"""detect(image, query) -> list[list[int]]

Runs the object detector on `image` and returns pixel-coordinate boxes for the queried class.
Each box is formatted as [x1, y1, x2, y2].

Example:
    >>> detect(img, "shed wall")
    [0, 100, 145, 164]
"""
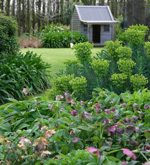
[100, 25, 112, 45]
[71, 9, 80, 32]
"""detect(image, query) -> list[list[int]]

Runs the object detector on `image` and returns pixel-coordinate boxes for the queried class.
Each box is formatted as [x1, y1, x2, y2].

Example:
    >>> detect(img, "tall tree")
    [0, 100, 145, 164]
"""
[12, 0, 16, 16]
[32, 0, 35, 34]
[22, 0, 26, 33]
[6, 0, 11, 16]
[17, 0, 21, 35]
[27, 0, 30, 34]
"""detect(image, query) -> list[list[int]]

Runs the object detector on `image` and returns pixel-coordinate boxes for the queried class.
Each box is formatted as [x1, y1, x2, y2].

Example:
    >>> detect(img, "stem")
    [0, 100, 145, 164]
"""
[140, 151, 149, 162]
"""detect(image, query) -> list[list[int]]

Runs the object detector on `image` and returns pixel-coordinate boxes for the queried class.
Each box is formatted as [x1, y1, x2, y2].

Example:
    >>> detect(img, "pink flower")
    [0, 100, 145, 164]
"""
[95, 103, 101, 113]
[105, 118, 110, 124]
[143, 162, 150, 165]
[71, 110, 78, 115]
[70, 99, 75, 104]
[41, 126, 48, 131]
[145, 145, 150, 151]
[104, 109, 111, 114]
[70, 130, 75, 135]
[18, 138, 31, 150]
[48, 104, 53, 110]
[111, 107, 116, 112]
[64, 92, 71, 103]
[56, 95, 64, 101]
[81, 101, 84, 106]
[107, 124, 119, 136]
[72, 137, 79, 143]
[23, 88, 29, 95]
[121, 162, 128, 165]
[125, 125, 135, 134]
[121, 148, 136, 160]
[87, 147, 101, 159]
[45, 129, 56, 138]
[41, 150, 51, 159]
[120, 103, 126, 108]
[81, 111, 92, 120]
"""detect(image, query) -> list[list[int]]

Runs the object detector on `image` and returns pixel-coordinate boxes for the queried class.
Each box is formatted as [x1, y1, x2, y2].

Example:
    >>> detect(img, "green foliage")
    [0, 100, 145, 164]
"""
[73, 42, 93, 63]
[41, 23, 88, 48]
[105, 41, 122, 59]
[110, 73, 128, 87]
[53, 74, 74, 92]
[129, 24, 149, 35]
[69, 76, 87, 99]
[130, 74, 148, 91]
[117, 59, 136, 76]
[116, 46, 132, 59]
[0, 51, 51, 104]
[91, 59, 110, 77]
[125, 29, 145, 47]
[1, 89, 150, 164]
[144, 42, 150, 57]
[0, 16, 19, 58]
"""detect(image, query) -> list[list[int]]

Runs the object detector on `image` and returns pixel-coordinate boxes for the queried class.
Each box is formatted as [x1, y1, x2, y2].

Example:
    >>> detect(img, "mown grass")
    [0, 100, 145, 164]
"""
[21, 48, 102, 77]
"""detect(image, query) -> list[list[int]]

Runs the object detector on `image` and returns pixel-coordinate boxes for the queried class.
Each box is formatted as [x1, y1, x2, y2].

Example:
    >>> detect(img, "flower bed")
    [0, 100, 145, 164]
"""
[0, 88, 150, 164]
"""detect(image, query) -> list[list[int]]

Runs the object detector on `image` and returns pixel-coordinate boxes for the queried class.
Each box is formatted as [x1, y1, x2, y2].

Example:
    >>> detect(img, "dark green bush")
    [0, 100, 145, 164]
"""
[41, 23, 88, 48]
[0, 51, 51, 104]
[0, 15, 19, 58]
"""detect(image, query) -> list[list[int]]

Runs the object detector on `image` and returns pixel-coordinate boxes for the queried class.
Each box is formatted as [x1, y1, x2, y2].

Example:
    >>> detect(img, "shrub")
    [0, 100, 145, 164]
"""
[117, 59, 136, 77]
[91, 59, 110, 77]
[129, 24, 149, 35]
[125, 29, 146, 47]
[0, 15, 19, 58]
[105, 41, 122, 59]
[73, 42, 93, 63]
[116, 46, 132, 59]
[144, 42, 150, 57]
[0, 51, 51, 104]
[110, 73, 128, 88]
[130, 74, 148, 91]
[53, 74, 74, 93]
[41, 23, 88, 48]
[69, 76, 87, 99]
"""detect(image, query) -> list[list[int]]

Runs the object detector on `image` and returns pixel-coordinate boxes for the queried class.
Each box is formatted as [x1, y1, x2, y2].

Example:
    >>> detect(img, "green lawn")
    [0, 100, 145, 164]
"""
[21, 48, 102, 77]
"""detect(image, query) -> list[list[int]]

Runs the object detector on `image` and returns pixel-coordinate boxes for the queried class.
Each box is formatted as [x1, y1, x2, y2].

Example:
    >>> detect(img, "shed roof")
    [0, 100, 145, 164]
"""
[75, 5, 118, 24]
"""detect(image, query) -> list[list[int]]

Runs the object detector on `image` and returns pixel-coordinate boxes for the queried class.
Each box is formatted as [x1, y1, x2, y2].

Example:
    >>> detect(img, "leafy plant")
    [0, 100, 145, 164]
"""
[0, 51, 51, 104]
[91, 59, 110, 77]
[116, 46, 132, 59]
[130, 74, 148, 91]
[69, 76, 87, 99]
[0, 15, 19, 58]
[105, 41, 122, 59]
[41, 23, 88, 48]
[73, 42, 93, 63]
[117, 59, 136, 77]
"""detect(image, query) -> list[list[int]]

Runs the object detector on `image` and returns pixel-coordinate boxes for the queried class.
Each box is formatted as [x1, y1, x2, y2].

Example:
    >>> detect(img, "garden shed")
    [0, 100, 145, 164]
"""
[71, 5, 119, 46]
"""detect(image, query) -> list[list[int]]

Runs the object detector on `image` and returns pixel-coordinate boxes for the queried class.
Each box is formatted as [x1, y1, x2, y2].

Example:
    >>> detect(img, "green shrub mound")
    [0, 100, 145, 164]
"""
[0, 51, 51, 104]
[0, 15, 19, 58]
[41, 23, 88, 48]
[49, 25, 150, 99]
[0, 89, 150, 164]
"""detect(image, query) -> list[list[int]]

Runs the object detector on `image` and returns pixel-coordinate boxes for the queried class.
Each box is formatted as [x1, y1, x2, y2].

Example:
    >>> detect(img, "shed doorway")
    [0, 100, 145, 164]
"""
[93, 25, 101, 43]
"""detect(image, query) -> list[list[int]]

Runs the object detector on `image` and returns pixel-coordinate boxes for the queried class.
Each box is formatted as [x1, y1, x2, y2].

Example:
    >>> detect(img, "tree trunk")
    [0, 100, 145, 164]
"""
[17, 0, 21, 35]
[37, 0, 41, 32]
[127, 0, 134, 26]
[22, 0, 26, 33]
[133, 0, 145, 25]
[12, 0, 16, 16]
[27, 0, 30, 34]
[6, 0, 11, 16]
[32, 0, 35, 34]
